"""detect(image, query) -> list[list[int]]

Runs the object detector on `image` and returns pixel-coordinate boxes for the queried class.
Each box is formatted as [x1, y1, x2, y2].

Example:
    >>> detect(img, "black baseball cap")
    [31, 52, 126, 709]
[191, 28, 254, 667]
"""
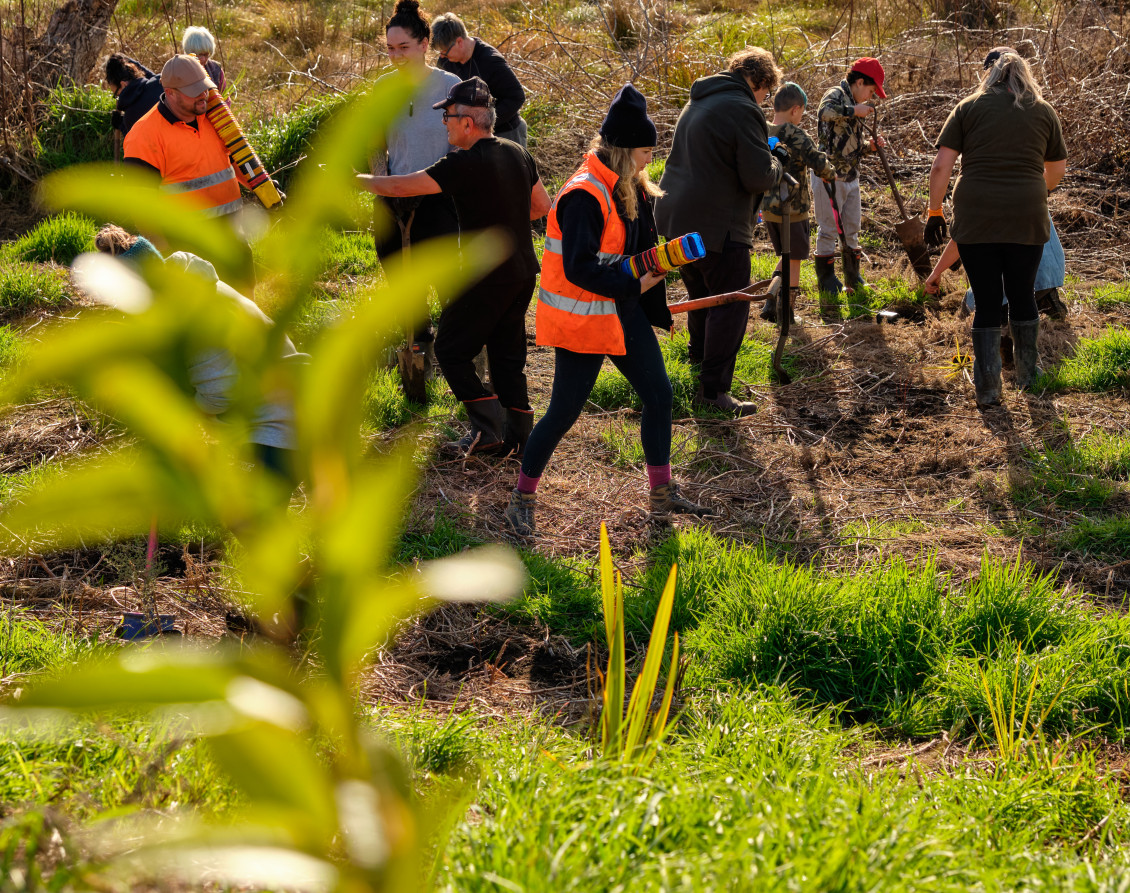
[982, 46, 1017, 68]
[432, 76, 494, 110]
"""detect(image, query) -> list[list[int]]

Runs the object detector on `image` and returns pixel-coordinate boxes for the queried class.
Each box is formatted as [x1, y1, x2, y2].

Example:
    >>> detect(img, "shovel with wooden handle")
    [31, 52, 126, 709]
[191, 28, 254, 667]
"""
[867, 116, 934, 281]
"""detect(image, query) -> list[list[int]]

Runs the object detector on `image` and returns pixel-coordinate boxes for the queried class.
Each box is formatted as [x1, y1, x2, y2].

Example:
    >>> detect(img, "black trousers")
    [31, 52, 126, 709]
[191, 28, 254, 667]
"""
[434, 276, 536, 410]
[521, 309, 673, 479]
[957, 242, 1043, 329]
[680, 241, 752, 397]
[375, 193, 460, 342]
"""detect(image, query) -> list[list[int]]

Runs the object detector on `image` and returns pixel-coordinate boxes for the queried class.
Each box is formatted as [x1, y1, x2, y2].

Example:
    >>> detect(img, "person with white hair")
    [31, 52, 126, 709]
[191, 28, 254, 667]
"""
[182, 25, 227, 94]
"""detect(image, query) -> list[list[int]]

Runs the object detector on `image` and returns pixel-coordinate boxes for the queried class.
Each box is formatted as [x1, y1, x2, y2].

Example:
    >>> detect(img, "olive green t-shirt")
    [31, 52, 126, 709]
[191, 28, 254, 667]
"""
[936, 89, 1066, 245]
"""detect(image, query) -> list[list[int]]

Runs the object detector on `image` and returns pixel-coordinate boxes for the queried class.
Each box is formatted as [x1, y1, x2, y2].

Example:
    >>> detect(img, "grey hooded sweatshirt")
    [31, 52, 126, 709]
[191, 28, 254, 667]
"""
[655, 71, 780, 252]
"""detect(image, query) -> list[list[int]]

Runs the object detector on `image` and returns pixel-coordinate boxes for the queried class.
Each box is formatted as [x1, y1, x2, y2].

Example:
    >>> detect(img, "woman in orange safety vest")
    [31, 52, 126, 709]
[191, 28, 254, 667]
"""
[503, 85, 712, 537]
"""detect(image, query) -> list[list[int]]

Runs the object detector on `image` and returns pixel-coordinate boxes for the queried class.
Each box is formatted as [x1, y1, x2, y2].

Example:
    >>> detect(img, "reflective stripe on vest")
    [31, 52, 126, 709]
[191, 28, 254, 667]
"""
[543, 235, 625, 266]
[124, 105, 243, 217]
[535, 152, 629, 356]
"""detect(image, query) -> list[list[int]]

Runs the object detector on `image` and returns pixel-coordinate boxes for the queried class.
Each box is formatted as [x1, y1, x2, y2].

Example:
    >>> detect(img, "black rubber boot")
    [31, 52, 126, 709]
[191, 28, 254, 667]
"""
[503, 407, 534, 458]
[1011, 319, 1042, 390]
[397, 342, 430, 404]
[446, 397, 506, 455]
[841, 247, 868, 291]
[971, 328, 1003, 408]
[814, 255, 842, 295]
[760, 275, 781, 322]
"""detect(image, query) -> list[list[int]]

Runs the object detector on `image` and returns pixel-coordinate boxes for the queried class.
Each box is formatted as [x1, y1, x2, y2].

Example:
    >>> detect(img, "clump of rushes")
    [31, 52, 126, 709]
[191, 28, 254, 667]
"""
[597, 522, 679, 768]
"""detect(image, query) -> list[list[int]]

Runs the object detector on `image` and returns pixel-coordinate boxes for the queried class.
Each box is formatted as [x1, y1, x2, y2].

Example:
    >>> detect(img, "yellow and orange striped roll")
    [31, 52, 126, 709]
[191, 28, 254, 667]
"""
[621, 232, 706, 278]
[204, 88, 283, 209]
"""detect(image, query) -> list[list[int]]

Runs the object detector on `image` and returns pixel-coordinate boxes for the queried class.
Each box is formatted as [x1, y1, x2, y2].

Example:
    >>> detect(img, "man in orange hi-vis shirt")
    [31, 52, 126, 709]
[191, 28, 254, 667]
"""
[124, 54, 250, 219]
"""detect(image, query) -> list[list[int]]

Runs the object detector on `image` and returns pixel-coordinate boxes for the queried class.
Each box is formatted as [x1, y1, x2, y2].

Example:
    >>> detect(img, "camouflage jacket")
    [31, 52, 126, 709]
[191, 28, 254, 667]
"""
[817, 80, 873, 181]
[761, 122, 837, 221]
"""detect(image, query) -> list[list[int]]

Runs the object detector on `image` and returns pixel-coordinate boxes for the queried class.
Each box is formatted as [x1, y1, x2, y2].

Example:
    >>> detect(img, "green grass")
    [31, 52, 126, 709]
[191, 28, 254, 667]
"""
[597, 418, 707, 469]
[361, 365, 458, 433]
[0, 263, 68, 315]
[1088, 282, 1130, 310]
[250, 93, 352, 189]
[1014, 440, 1125, 510]
[1059, 517, 1130, 560]
[0, 325, 23, 370]
[1037, 328, 1130, 392]
[3, 213, 97, 265]
[33, 85, 116, 173]
[431, 685, 1130, 892]
[320, 228, 378, 279]
[588, 329, 794, 416]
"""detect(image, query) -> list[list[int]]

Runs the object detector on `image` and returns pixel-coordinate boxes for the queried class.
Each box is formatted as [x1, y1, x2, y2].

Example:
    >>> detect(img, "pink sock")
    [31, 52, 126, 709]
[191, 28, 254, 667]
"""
[517, 471, 540, 494]
[646, 463, 672, 489]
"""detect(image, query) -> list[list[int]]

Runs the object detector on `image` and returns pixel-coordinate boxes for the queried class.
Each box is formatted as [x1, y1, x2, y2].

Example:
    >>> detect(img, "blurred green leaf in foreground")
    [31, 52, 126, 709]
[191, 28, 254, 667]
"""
[0, 68, 521, 892]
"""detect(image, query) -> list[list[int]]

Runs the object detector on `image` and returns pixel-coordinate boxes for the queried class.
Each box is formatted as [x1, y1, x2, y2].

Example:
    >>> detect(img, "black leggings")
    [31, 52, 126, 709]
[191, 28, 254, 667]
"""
[957, 242, 1042, 329]
[521, 310, 673, 478]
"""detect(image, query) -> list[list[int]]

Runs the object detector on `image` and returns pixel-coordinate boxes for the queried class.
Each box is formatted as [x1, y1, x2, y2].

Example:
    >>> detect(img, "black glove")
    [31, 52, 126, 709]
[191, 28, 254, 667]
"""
[924, 214, 948, 248]
[770, 140, 790, 169]
[111, 109, 124, 132]
[272, 179, 287, 205]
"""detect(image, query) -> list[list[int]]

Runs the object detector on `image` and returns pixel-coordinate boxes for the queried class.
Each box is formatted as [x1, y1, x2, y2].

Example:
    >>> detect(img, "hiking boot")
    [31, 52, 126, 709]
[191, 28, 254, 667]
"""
[503, 488, 536, 536]
[503, 407, 534, 458]
[1036, 287, 1068, 320]
[971, 327, 1002, 408]
[759, 275, 782, 322]
[693, 388, 757, 417]
[814, 255, 842, 295]
[649, 481, 713, 517]
[841, 247, 868, 292]
[1010, 319, 1042, 390]
[444, 397, 506, 456]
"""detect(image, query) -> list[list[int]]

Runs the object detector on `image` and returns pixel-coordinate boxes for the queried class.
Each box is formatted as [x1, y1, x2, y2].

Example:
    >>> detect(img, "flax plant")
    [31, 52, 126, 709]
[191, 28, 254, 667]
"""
[597, 523, 680, 768]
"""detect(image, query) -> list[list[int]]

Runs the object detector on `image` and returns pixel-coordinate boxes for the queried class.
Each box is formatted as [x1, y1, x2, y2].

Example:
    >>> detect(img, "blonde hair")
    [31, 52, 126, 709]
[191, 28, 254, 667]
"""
[590, 135, 663, 222]
[973, 52, 1042, 107]
[94, 224, 137, 255]
[182, 26, 217, 56]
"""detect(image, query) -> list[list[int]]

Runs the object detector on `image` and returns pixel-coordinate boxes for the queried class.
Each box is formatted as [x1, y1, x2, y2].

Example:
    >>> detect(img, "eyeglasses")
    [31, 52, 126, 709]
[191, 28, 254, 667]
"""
[442, 111, 470, 122]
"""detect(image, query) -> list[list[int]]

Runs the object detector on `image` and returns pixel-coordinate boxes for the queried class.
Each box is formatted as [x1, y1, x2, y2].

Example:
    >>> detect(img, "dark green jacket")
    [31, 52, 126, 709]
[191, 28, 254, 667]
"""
[655, 72, 780, 252]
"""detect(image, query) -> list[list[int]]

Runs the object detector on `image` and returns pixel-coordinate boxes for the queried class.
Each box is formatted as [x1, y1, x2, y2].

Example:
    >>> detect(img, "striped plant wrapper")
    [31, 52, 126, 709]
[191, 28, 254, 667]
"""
[621, 232, 706, 278]
[204, 89, 282, 209]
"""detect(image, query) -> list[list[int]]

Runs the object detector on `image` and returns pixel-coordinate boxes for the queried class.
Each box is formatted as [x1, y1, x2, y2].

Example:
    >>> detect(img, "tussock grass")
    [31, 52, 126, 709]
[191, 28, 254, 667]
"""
[0, 264, 68, 314]
[3, 213, 96, 265]
[597, 418, 707, 469]
[320, 229, 377, 279]
[1037, 328, 1130, 392]
[33, 85, 115, 173]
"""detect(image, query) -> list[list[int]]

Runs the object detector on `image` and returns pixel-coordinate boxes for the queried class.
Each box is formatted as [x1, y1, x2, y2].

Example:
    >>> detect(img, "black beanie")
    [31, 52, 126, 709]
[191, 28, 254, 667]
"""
[599, 84, 657, 148]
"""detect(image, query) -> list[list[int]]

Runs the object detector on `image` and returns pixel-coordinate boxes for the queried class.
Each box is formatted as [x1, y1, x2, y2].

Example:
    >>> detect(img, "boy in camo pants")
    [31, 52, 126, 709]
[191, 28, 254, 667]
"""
[813, 57, 888, 294]
[760, 82, 837, 323]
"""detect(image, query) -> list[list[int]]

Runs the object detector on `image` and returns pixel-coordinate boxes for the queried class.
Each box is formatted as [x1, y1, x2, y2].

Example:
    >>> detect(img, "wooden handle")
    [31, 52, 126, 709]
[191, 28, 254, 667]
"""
[868, 115, 912, 222]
